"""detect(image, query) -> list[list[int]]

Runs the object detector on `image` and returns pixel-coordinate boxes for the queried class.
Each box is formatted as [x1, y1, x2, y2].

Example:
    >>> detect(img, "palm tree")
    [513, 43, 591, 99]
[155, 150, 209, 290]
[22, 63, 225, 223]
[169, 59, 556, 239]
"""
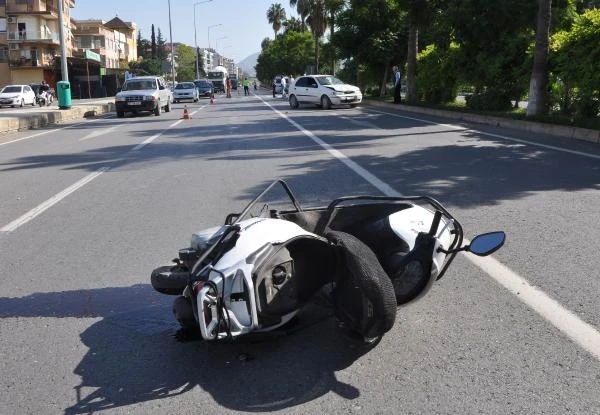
[290, 0, 327, 72]
[325, 0, 345, 74]
[526, 0, 552, 117]
[267, 3, 287, 38]
[290, 0, 311, 28]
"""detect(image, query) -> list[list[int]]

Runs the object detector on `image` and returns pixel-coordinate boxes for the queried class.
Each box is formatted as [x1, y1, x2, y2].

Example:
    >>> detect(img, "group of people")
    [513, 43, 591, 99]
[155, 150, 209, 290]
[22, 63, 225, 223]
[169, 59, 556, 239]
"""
[272, 75, 295, 99]
[225, 77, 256, 98]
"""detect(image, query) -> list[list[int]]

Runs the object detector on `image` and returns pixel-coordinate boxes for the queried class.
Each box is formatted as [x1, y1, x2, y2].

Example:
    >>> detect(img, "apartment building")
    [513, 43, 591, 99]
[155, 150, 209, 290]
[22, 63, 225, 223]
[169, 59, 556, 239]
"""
[0, 0, 76, 86]
[199, 48, 237, 76]
[73, 16, 137, 72]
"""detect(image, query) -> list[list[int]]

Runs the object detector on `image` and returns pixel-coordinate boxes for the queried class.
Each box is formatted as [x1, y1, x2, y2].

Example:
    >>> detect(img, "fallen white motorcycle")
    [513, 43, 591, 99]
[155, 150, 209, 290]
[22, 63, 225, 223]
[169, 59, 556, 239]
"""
[151, 180, 505, 344]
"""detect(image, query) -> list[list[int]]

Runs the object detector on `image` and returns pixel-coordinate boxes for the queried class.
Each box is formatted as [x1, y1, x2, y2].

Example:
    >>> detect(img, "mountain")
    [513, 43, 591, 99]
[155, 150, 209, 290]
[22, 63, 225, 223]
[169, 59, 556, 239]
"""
[237, 52, 259, 78]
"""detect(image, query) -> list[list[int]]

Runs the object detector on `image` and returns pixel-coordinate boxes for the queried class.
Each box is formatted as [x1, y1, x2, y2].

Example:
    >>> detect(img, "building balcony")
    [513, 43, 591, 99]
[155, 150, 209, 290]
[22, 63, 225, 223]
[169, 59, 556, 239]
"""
[6, 2, 59, 19]
[9, 58, 54, 69]
[8, 30, 60, 44]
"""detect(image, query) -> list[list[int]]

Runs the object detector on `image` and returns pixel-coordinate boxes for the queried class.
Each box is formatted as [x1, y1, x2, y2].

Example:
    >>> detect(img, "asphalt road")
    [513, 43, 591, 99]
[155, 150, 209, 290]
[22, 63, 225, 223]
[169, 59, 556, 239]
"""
[0, 90, 599, 414]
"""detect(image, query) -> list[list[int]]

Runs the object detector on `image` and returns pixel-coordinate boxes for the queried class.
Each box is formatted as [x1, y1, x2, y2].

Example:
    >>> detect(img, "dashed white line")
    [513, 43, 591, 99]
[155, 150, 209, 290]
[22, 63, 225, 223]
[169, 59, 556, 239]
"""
[1, 167, 110, 232]
[2, 116, 188, 232]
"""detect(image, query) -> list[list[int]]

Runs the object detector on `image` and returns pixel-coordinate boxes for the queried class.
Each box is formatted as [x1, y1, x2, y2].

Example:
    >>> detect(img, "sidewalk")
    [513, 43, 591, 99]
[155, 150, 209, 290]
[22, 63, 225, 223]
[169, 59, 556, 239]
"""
[0, 99, 115, 134]
[365, 99, 600, 144]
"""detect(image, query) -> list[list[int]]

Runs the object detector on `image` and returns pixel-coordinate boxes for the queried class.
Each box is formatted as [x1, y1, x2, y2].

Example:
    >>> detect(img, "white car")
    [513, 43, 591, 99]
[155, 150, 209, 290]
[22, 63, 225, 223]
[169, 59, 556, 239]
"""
[0, 84, 37, 108]
[173, 82, 199, 103]
[114, 76, 173, 117]
[288, 75, 362, 109]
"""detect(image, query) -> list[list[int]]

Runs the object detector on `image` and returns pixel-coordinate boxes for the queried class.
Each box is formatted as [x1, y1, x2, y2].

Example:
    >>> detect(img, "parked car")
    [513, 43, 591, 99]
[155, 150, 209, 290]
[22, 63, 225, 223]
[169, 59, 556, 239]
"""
[288, 75, 362, 110]
[0, 84, 36, 108]
[114, 76, 172, 117]
[173, 82, 199, 103]
[194, 79, 214, 98]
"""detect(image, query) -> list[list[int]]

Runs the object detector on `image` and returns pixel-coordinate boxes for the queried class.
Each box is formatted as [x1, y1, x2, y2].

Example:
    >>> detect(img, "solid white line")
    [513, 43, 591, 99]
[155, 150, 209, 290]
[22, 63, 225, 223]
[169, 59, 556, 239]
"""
[260, 96, 600, 361]
[1, 167, 110, 232]
[369, 109, 600, 160]
[469, 254, 600, 361]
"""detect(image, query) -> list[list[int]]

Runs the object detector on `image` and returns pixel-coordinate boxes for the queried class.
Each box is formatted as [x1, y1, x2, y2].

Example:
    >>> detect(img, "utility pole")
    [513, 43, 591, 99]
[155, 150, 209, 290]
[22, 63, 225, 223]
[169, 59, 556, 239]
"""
[168, 0, 175, 83]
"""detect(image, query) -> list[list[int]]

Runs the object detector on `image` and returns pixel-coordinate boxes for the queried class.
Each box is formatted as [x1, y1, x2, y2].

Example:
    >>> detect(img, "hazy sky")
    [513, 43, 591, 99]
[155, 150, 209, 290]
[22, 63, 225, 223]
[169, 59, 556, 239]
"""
[71, 0, 298, 63]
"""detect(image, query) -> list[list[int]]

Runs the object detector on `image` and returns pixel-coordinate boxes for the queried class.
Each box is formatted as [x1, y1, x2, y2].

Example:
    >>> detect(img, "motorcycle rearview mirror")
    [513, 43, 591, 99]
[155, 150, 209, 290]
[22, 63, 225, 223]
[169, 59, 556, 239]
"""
[438, 231, 505, 256]
[466, 231, 506, 256]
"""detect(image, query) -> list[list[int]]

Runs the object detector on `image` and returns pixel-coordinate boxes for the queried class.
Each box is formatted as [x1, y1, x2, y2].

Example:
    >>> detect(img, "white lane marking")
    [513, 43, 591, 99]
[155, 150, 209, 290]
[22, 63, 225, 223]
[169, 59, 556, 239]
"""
[0, 117, 110, 148]
[2, 117, 185, 232]
[131, 119, 183, 151]
[260, 96, 600, 361]
[79, 125, 119, 141]
[469, 254, 600, 361]
[1, 167, 110, 232]
[369, 109, 600, 160]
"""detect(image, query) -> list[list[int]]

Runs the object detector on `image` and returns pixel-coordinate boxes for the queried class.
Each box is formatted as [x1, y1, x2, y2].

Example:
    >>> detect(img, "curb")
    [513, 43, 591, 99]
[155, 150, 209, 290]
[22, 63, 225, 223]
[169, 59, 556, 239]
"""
[0, 102, 116, 134]
[365, 100, 600, 144]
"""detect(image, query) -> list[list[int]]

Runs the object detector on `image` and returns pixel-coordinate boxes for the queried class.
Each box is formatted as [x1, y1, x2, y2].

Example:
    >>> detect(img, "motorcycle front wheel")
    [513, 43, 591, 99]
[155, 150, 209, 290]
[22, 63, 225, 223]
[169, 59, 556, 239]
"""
[151, 265, 190, 295]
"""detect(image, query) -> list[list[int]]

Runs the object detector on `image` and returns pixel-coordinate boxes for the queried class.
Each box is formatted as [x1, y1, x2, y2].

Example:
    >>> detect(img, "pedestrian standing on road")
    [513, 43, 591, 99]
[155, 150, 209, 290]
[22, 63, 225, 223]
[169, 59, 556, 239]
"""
[393, 66, 402, 104]
[272, 79, 276, 97]
[281, 77, 288, 99]
[226, 77, 232, 98]
[243, 78, 250, 96]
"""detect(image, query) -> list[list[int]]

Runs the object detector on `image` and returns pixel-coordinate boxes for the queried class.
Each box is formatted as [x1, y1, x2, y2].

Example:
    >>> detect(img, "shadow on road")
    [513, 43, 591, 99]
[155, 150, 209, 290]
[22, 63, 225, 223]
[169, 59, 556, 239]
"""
[0, 284, 371, 413]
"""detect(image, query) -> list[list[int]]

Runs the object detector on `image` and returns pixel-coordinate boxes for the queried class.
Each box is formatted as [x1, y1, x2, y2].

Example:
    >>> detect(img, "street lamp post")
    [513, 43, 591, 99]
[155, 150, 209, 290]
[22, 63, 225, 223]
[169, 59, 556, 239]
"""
[207, 23, 222, 50]
[207, 23, 222, 70]
[194, 0, 213, 80]
[168, 0, 175, 83]
[215, 36, 227, 54]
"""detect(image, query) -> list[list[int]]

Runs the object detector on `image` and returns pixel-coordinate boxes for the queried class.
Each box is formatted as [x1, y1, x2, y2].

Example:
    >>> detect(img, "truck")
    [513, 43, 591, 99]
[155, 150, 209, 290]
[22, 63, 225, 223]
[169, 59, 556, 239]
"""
[206, 65, 228, 93]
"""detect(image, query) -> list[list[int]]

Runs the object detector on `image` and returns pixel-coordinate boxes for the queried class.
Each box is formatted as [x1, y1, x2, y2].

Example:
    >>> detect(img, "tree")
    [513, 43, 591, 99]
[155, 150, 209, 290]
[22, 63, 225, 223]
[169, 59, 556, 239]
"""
[175, 44, 197, 82]
[256, 30, 315, 82]
[283, 16, 307, 33]
[267, 3, 287, 38]
[129, 59, 162, 76]
[324, 0, 345, 74]
[156, 28, 167, 61]
[334, 0, 406, 90]
[527, 0, 552, 117]
[151, 24, 157, 59]
[136, 30, 143, 59]
[551, 8, 600, 117]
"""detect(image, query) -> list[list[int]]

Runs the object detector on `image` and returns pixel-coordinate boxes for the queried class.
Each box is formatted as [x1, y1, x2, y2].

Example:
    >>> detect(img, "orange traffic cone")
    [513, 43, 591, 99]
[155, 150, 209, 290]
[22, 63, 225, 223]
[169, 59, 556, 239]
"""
[210, 93, 215, 104]
[182, 105, 190, 120]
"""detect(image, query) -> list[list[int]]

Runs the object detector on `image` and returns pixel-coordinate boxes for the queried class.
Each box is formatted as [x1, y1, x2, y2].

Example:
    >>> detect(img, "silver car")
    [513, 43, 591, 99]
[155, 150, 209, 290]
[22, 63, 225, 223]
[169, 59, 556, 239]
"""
[173, 82, 199, 103]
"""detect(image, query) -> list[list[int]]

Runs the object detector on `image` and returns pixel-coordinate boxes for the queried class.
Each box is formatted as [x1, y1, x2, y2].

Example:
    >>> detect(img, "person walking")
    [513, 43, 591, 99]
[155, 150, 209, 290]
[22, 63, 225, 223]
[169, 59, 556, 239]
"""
[243, 77, 250, 96]
[393, 66, 402, 104]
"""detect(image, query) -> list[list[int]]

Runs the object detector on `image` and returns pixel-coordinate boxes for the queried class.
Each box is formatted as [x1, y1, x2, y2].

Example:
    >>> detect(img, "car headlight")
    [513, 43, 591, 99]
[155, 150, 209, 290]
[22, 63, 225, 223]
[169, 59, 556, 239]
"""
[115, 95, 126, 102]
[144, 95, 157, 101]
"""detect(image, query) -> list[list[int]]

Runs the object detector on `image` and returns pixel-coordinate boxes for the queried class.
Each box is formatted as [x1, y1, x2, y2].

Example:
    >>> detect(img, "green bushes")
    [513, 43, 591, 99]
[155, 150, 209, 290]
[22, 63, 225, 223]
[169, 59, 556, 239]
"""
[551, 9, 600, 118]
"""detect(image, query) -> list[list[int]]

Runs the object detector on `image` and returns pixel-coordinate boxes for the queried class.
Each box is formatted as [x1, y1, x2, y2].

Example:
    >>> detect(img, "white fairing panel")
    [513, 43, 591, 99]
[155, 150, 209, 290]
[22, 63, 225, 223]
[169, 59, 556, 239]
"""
[197, 218, 317, 340]
[215, 218, 315, 269]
